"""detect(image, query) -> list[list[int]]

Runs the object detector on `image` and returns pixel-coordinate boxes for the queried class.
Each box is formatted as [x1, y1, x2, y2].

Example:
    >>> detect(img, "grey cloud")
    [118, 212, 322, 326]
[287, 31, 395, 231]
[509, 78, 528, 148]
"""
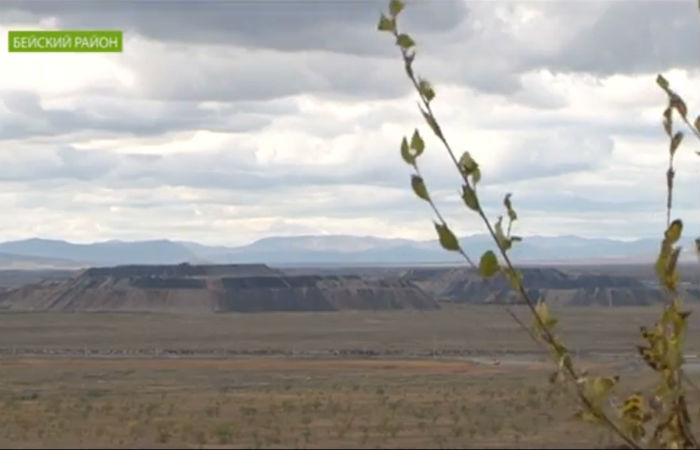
[1, 0, 467, 56]
[4, 1, 694, 106]
[2, 91, 43, 116]
[122, 43, 411, 102]
[546, 1, 700, 76]
[476, 110, 662, 141]
[492, 131, 614, 182]
[415, 127, 616, 189]
[0, 90, 287, 140]
[421, 1, 697, 100]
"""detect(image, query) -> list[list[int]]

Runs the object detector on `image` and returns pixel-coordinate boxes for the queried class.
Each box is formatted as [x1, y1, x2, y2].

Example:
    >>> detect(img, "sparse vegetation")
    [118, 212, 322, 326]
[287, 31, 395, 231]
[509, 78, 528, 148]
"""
[0, 306, 696, 447]
[0, 357, 694, 448]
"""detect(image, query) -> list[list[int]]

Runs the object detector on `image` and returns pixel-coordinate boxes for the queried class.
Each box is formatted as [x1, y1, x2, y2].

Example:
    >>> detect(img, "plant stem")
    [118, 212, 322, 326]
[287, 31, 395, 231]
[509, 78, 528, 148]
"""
[414, 164, 477, 269]
[391, 26, 640, 449]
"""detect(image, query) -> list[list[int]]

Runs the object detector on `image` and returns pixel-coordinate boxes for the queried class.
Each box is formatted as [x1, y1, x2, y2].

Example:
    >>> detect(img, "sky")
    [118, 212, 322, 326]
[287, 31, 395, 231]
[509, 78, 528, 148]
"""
[0, 0, 698, 246]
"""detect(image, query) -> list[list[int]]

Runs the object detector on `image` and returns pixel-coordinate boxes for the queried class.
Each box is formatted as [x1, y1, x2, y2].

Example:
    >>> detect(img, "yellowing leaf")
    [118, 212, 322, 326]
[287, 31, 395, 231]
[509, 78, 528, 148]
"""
[589, 376, 618, 400]
[575, 409, 601, 424]
[535, 301, 558, 329]
[503, 267, 522, 290]
[666, 219, 683, 244]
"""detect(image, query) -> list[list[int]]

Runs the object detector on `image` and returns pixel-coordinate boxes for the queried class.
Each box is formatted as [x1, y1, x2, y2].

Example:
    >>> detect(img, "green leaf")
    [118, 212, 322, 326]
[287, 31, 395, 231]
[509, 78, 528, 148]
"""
[662, 107, 672, 137]
[458, 152, 478, 173]
[434, 223, 460, 252]
[478, 250, 499, 277]
[404, 51, 415, 78]
[418, 78, 435, 102]
[377, 14, 395, 32]
[504, 193, 517, 222]
[471, 167, 481, 185]
[458, 151, 481, 185]
[419, 106, 442, 138]
[656, 74, 669, 91]
[461, 185, 479, 211]
[671, 94, 687, 118]
[400, 137, 414, 165]
[670, 131, 683, 156]
[411, 175, 430, 202]
[389, 0, 404, 17]
[396, 33, 415, 49]
[410, 129, 424, 155]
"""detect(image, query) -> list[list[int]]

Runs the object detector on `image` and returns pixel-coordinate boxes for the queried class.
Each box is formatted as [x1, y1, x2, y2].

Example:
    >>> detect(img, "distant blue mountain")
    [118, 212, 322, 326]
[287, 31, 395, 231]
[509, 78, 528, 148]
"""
[0, 234, 693, 268]
[0, 238, 197, 267]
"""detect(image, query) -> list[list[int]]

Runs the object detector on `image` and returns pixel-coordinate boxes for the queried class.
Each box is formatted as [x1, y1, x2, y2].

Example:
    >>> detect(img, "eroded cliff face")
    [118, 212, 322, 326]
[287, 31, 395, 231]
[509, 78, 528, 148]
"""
[403, 267, 699, 306]
[0, 264, 439, 313]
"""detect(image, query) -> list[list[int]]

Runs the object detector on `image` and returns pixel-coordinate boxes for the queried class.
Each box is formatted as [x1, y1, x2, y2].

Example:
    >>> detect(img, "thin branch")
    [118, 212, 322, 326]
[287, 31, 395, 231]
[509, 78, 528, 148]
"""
[413, 164, 477, 270]
[680, 115, 700, 141]
[389, 22, 641, 450]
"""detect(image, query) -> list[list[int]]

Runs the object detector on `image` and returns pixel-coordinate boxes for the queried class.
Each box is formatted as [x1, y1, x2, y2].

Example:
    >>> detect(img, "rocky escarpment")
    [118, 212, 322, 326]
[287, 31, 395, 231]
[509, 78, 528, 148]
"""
[402, 267, 699, 306]
[0, 263, 438, 313]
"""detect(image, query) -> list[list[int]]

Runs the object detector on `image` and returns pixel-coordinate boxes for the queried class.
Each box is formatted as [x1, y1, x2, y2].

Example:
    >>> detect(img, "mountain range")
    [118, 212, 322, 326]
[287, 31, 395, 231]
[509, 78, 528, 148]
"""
[0, 234, 696, 269]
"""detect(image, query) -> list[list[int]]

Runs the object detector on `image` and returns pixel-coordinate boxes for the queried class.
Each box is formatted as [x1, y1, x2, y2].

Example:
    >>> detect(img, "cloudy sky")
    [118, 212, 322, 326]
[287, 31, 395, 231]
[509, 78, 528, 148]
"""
[0, 0, 698, 246]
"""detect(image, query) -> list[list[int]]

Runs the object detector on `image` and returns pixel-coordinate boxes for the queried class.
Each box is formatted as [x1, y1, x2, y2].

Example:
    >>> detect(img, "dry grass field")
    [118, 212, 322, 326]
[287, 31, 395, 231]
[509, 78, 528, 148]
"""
[0, 304, 697, 357]
[0, 305, 698, 448]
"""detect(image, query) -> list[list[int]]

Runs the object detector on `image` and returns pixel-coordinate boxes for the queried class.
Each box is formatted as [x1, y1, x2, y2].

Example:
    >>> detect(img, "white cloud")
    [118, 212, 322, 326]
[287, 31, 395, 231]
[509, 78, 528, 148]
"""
[0, 0, 697, 245]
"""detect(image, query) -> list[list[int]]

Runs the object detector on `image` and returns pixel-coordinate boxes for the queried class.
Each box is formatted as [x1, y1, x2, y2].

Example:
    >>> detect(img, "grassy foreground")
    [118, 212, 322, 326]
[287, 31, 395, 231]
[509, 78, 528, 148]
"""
[0, 305, 697, 448]
[2, 357, 698, 449]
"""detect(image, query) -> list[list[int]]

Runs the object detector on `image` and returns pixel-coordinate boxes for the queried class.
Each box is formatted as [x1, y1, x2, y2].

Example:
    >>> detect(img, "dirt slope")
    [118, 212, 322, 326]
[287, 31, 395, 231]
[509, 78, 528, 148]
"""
[403, 267, 698, 306]
[0, 263, 438, 313]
